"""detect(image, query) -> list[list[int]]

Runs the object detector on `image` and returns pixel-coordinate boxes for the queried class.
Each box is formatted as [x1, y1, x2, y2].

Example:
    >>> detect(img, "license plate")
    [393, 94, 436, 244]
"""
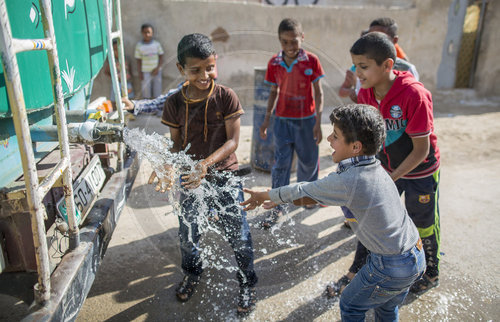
[56, 155, 106, 225]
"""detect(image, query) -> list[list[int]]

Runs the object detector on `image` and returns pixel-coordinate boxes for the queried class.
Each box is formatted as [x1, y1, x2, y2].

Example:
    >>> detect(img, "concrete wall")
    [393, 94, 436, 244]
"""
[94, 0, 496, 108]
[474, 0, 500, 96]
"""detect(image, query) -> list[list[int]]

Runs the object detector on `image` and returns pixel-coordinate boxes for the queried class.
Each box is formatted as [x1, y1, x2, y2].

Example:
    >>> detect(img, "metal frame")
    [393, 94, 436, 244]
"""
[0, 0, 76, 304]
[103, 0, 126, 171]
[0, 0, 126, 305]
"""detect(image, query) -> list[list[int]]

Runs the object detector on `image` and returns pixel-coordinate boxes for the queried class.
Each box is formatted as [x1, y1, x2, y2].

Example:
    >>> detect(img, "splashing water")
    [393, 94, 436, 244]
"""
[123, 128, 245, 275]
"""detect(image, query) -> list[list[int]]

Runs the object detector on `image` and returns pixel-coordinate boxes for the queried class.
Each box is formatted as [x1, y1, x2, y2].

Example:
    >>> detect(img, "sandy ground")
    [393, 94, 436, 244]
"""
[77, 90, 500, 321]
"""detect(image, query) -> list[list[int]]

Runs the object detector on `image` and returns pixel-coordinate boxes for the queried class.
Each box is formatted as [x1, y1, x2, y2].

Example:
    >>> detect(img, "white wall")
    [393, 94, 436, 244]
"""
[93, 0, 461, 107]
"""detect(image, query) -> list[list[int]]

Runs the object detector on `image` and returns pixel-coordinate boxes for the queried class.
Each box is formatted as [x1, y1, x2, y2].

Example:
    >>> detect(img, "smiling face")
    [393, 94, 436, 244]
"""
[279, 30, 304, 61]
[177, 55, 217, 94]
[327, 124, 360, 163]
[351, 53, 391, 90]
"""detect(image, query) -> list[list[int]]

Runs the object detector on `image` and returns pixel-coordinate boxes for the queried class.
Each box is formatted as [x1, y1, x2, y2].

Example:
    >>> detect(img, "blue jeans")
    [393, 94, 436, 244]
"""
[178, 177, 257, 287]
[340, 244, 425, 321]
[271, 116, 319, 189]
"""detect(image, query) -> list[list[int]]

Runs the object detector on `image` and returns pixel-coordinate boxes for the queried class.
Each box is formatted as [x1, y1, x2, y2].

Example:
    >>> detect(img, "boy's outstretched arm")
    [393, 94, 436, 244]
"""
[260, 85, 278, 140]
[241, 188, 271, 211]
[293, 197, 317, 206]
[181, 116, 241, 189]
[241, 190, 316, 210]
[313, 79, 324, 145]
[390, 136, 430, 181]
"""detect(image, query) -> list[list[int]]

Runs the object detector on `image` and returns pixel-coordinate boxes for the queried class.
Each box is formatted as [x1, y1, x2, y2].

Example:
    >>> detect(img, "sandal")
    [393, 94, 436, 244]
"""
[409, 274, 439, 294]
[176, 275, 200, 302]
[237, 285, 256, 316]
[259, 210, 281, 229]
[325, 275, 351, 298]
[343, 220, 351, 229]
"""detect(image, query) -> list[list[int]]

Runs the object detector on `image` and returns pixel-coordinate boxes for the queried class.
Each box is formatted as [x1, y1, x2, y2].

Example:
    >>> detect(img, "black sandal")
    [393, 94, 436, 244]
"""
[176, 275, 200, 302]
[409, 274, 439, 294]
[325, 275, 351, 298]
[259, 210, 281, 229]
[237, 285, 256, 316]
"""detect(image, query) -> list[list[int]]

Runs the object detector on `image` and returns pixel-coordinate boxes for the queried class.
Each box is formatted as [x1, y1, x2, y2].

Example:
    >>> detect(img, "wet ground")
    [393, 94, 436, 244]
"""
[77, 91, 500, 321]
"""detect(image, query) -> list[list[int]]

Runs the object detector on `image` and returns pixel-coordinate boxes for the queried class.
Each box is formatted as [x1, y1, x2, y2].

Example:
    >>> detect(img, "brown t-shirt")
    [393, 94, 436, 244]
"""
[162, 83, 244, 171]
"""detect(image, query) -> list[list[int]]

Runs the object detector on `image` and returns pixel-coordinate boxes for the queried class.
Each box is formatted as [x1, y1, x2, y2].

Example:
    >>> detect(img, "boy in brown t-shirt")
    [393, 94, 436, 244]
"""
[142, 33, 258, 315]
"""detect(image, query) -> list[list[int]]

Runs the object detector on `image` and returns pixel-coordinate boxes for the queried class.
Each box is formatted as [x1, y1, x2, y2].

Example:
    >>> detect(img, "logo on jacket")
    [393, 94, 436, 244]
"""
[390, 105, 403, 119]
[304, 68, 313, 76]
[418, 194, 431, 204]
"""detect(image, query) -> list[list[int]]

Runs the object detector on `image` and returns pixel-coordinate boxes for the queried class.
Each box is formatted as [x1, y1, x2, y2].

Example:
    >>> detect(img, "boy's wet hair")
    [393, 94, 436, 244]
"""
[278, 18, 302, 35]
[370, 17, 398, 39]
[350, 32, 396, 65]
[141, 23, 153, 32]
[177, 33, 216, 67]
[329, 104, 386, 156]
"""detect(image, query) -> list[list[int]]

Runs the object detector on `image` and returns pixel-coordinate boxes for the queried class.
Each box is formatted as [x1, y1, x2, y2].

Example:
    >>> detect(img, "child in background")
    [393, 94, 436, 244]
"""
[370, 17, 410, 61]
[242, 104, 425, 321]
[332, 32, 441, 296]
[135, 23, 164, 98]
[338, 29, 368, 102]
[146, 33, 258, 315]
[259, 18, 325, 228]
[339, 17, 418, 103]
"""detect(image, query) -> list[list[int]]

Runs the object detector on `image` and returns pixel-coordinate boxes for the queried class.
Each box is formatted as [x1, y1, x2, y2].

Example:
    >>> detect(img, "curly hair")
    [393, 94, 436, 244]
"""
[329, 104, 386, 155]
[177, 33, 216, 67]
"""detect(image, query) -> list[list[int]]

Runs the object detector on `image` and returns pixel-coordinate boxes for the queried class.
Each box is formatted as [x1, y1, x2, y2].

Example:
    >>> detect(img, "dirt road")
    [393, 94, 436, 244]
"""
[78, 90, 500, 321]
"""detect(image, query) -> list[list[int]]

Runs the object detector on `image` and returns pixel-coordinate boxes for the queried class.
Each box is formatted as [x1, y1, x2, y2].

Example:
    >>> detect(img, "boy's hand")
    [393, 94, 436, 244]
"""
[148, 166, 175, 192]
[313, 122, 322, 145]
[259, 119, 270, 140]
[345, 69, 356, 88]
[152, 67, 159, 76]
[181, 162, 208, 190]
[122, 97, 134, 111]
[241, 188, 271, 211]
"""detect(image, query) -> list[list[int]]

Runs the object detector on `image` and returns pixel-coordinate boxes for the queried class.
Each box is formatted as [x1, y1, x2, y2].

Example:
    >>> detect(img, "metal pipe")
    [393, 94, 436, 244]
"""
[56, 109, 99, 123]
[110, 31, 121, 40]
[0, 0, 52, 304]
[30, 123, 123, 144]
[39, 0, 79, 250]
[12, 38, 53, 53]
[103, 0, 125, 171]
[38, 158, 70, 200]
[115, 0, 126, 172]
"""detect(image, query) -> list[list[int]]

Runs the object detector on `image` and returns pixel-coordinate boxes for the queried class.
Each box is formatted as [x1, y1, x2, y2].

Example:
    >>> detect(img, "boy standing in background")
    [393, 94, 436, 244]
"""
[135, 23, 164, 98]
[259, 18, 325, 227]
